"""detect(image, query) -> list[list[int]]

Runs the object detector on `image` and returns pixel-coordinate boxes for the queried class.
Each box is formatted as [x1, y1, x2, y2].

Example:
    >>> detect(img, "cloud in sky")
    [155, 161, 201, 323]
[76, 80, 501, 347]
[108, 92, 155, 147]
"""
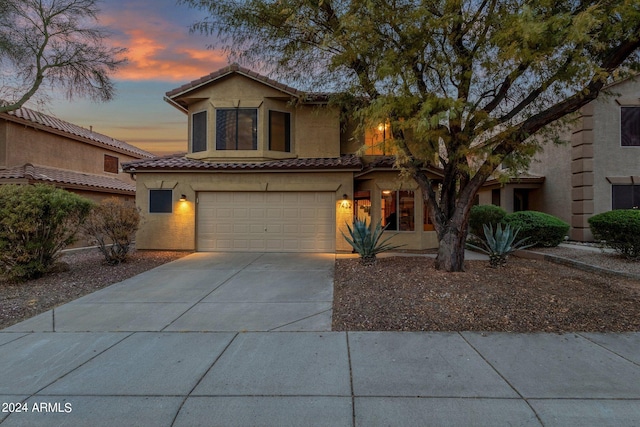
[100, 0, 227, 82]
[38, 0, 233, 155]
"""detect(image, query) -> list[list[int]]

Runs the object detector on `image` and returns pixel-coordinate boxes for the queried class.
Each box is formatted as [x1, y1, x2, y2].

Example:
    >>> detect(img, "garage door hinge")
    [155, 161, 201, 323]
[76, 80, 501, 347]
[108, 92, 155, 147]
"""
[196, 197, 199, 204]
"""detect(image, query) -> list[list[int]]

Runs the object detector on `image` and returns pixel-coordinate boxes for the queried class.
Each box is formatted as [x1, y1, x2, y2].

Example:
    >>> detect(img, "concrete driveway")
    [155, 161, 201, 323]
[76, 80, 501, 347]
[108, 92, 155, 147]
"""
[5, 252, 335, 333]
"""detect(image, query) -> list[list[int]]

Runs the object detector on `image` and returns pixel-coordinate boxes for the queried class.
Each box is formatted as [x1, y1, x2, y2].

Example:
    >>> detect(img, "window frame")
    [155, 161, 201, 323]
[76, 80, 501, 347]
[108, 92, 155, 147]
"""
[215, 108, 258, 150]
[191, 110, 208, 153]
[381, 189, 415, 232]
[149, 189, 173, 213]
[621, 106, 640, 147]
[612, 184, 640, 209]
[103, 154, 119, 174]
[268, 110, 291, 152]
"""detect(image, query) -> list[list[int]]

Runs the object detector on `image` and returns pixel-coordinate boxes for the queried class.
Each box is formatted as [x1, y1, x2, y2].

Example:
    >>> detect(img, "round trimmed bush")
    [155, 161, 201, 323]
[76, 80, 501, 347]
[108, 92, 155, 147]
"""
[502, 211, 569, 247]
[589, 209, 640, 259]
[0, 184, 92, 280]
[469, 204, 507, 239]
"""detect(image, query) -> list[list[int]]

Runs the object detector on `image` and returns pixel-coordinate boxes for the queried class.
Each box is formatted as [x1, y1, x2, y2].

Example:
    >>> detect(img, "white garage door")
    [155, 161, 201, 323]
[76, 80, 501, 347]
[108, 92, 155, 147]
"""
[197, 192, 336, 252]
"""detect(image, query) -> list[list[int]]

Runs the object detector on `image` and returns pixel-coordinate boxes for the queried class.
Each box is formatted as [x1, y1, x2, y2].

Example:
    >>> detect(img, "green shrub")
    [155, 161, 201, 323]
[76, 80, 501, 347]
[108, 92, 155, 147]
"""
[589, 209, 640, 259]
[0, 184, 92, 280]
[466, 223, 534, 267]
[502, 211, 569, 247]
[469, 204, 507, 240]
[83, 198, 141, 265]
[342, 218, 404, 264]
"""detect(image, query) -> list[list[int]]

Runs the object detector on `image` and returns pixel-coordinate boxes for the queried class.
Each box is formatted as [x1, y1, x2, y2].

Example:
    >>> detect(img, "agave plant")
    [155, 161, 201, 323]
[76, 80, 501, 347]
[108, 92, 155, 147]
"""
[342, 218, 404, 264]
[467, 223, 534, 268]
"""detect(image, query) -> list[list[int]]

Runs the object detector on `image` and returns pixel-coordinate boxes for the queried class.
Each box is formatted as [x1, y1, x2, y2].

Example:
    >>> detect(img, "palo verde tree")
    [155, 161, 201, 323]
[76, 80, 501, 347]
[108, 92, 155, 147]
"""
[181, 0, 640, 271]
[0, 0, 126, 113]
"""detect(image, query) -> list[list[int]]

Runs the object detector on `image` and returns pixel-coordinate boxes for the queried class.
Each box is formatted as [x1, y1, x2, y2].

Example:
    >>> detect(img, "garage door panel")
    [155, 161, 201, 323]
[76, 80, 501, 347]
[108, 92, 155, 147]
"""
[197, 191, 335, 252]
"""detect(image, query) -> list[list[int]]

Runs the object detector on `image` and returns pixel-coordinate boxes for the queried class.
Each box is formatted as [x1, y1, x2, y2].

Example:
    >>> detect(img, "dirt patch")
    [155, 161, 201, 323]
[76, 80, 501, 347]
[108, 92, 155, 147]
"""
[332, 256, 640, 332]
[0, 250, 189, 330]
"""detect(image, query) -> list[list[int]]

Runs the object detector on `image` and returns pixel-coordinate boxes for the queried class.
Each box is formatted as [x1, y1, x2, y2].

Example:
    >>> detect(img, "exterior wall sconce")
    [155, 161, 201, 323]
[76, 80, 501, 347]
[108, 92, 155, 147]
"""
[341, 194, 352, 209]
[179, 194, 187, 202]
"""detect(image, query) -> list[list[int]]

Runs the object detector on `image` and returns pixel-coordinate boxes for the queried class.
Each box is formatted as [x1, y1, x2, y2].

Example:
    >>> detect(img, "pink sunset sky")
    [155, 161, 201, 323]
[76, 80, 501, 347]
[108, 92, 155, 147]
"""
[44, 0, 228, 156]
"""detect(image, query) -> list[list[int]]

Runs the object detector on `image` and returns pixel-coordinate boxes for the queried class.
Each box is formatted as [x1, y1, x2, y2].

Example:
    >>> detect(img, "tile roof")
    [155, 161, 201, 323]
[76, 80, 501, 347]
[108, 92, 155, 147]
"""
[0, 164, 136, 194]
[165, 63, 330, 106]
[2, 107, 155, 159]
[123, 153, 363, 172]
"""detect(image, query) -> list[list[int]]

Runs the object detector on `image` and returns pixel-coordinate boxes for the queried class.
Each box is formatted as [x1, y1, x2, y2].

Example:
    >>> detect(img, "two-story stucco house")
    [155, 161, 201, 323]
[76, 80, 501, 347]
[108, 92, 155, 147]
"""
[477, 76, 640, 241]
[124, 64, 442, 253]
[0, 106, 155, 202]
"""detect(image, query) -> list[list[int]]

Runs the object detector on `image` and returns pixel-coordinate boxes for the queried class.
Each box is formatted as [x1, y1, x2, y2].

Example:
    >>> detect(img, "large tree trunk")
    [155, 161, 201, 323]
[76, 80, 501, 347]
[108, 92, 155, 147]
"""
[435, 220, 469, 272]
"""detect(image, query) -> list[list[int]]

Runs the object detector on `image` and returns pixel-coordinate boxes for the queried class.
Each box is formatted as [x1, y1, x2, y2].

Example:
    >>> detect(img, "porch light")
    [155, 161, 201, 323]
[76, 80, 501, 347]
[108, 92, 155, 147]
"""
[341, 194, 352, 209]
[179, 194, 187, 202]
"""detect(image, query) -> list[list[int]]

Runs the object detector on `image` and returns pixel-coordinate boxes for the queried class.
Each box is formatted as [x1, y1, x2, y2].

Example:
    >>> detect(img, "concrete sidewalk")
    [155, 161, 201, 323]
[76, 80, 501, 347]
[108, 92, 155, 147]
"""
[1, 252, 640, 426]
[1, 331, 639, 426]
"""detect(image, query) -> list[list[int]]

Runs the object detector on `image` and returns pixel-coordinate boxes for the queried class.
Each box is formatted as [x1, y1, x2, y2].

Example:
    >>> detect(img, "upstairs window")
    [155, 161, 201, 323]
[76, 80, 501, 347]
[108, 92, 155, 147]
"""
[104, 154, 118, 173]
[621, 107, 640, 147]
[216, 109, 257, 150]
[364, 123, 393, 155]
[192, 111, 207, 153]
[269, 111, 291, 152]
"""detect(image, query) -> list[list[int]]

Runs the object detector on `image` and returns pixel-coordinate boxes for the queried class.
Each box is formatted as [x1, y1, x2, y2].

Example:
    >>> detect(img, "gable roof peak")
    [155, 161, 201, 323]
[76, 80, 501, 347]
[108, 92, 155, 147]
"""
[165, 63, 304, 100]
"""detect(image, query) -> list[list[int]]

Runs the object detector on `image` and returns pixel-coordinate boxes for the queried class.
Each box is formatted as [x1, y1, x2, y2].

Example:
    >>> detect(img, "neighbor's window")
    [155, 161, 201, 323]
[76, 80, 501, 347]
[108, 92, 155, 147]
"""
[149, 189, 173, 213]
[104, 154, 118, 173]
[381, 190, 415, 231]
[612, 185, 640, 209]
[621, 107, 640, 147]
[192, 110, 207, 153]
[216, 109, 258, 150]
[269, 111, 291, 152]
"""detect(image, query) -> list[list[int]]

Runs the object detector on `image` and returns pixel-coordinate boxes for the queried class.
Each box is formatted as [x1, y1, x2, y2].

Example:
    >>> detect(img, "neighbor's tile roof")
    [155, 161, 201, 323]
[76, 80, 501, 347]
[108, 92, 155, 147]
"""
[3, 107, 155, 159]
[165, 63, 330, 104]
[0, 163, 136, 194]
[123, 153, 363, 172]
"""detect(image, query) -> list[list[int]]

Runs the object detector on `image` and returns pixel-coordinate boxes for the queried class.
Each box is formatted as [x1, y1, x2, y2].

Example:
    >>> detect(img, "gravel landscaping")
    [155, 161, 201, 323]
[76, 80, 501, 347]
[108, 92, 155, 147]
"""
[332, 247, 640, 333]
[0, 249, 189, 330]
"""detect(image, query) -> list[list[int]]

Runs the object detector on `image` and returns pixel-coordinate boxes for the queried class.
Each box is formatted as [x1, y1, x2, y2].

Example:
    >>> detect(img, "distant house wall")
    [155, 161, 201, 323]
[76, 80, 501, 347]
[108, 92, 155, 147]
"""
[2, 121, 139, 185]
[523, 77, 640, 241]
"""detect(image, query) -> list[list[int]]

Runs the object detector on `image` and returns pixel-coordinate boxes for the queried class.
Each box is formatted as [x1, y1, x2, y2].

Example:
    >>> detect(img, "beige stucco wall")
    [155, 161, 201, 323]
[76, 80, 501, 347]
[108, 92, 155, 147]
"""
[179, 74, 341, 161]
[133, 170, 354, 252]
[591, 78, 640, 215]
[513, 77, 640, 241]
[1, 120, 139, 185]
[528, 136, 572, 223]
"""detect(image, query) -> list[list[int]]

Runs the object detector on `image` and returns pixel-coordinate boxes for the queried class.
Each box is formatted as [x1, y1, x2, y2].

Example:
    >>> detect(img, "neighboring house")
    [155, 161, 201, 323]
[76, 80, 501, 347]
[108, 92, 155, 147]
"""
[0, 106, 155, 202]
[123, 64, 442, 252]
[477, 76, 640, 241]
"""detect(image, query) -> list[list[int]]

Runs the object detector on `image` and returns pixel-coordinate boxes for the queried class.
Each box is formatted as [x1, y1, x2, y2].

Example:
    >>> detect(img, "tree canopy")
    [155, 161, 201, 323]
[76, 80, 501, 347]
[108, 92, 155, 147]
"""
[0, 0, 126, 114]
[181, 0, 640, 271]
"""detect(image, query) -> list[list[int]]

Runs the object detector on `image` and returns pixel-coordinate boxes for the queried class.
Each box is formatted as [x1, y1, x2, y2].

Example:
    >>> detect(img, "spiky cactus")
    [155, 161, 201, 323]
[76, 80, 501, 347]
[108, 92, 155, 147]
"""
[342, 219, 404, 264]
[467, 223, 533, 267]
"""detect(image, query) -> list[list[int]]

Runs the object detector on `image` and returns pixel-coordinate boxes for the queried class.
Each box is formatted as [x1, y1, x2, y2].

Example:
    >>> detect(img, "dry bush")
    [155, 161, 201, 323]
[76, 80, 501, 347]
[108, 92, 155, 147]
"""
[84, 198, 141, 265]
